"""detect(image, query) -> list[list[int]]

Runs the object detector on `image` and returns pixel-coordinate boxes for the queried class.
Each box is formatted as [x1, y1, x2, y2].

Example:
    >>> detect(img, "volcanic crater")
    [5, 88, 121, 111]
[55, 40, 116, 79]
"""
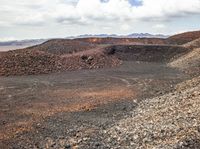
[0, 31, 200, 148]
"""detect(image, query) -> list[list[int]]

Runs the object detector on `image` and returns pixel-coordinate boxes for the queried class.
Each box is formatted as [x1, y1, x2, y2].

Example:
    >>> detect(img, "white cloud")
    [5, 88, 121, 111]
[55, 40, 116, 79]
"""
[153, 24, 166, 29]
[121, 24, 131, 31]
[0, 0, 200, 39]
[1, 0, 200, 26]
[133, 0, 200, 20]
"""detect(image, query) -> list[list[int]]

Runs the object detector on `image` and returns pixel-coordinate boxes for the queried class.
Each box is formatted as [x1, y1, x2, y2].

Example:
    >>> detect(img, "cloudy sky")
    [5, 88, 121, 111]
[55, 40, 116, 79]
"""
[0, 0, 200, 40]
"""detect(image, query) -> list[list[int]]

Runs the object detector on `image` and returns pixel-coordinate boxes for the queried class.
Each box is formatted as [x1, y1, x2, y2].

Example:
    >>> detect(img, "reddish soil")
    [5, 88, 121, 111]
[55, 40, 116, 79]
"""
[0, 83, 136, 141]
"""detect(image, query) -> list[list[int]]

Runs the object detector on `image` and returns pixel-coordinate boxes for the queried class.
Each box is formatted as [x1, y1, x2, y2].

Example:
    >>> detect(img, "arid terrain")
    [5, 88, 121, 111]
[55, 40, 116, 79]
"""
[0, 31, 200, 149]
[0, 39, 46, 52]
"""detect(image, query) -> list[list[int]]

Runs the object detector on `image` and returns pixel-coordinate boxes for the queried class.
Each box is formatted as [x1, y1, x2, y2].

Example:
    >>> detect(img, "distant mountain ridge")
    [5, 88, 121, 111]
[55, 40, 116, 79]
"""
[127, 33, 168, 38]
[0, 33, 168, 46]
[0, 39, 47, 52]
[0, 39, 46, 46]
[0, 33, 168, 51]
[68, 33, 168, 39]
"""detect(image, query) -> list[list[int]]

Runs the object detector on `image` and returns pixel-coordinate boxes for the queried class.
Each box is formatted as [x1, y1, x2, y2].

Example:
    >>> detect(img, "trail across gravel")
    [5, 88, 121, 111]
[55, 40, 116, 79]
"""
[0, 61, 189, 148]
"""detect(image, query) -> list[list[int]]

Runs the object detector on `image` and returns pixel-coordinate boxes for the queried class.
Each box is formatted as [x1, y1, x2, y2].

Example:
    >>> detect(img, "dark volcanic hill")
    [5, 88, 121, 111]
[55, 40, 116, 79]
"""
[25, 38, 167, 55]
[167, 30, 200, 45]
[0, 36, 190, 76]
[28, 39, 98, 55]
[2, 30, 200, 76]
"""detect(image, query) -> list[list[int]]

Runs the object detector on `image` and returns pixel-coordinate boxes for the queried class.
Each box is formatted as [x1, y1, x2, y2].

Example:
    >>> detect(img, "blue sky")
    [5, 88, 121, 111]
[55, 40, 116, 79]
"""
[0, 0, 200, 40]
[128, 0, 143, 6]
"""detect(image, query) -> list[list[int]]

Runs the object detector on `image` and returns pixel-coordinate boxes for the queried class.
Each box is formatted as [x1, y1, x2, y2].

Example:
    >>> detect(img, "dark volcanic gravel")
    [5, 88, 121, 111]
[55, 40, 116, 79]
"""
[0, 61, 189, 148]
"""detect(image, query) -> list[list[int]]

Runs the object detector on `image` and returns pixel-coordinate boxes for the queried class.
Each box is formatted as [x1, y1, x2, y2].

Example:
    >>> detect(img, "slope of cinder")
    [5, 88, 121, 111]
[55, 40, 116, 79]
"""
[104, 45, 189, 62]
[169, 37, 200, 76]
[105, 76, 200, 148]
[0, 47, 121, 76]
[169, 48, 200, 76]
[167, 30, 200, 45]
[0, 50, 61, 76]
[183, 38, 200, 49]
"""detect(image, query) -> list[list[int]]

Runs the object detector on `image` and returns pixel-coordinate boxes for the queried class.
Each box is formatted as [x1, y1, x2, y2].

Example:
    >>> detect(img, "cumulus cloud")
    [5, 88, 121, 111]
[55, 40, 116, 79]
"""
[133, 0, 200, 21]
[153, 24, 166, 29]
[1, 0, 200, 26]
[0, 0, 200, 39]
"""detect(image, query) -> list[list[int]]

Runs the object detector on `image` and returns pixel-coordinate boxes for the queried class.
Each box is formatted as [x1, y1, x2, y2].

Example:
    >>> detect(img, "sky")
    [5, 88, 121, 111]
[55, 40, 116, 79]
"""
[0, 0, 200, 41]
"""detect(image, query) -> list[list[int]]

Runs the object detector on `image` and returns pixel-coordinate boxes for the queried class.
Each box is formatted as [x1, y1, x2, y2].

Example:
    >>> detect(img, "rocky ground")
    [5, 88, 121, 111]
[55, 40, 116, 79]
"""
[1, 66, 198, 149]
[21, 75, 198, 149]
[104, 76, 200, 149]
[0, 61, 189, 149]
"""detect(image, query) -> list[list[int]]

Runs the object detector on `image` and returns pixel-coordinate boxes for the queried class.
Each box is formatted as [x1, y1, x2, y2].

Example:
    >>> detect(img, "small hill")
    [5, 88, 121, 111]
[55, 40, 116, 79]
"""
[28, 39, 98, 55]
[0, 49, 120, 76]
[0, 42, 120, 76]
[167, 30, 200, 45]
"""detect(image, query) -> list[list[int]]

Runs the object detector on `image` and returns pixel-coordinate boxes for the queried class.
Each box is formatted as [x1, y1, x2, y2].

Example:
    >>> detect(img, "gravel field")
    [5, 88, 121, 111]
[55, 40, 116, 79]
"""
[0, 61, 189, 148]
